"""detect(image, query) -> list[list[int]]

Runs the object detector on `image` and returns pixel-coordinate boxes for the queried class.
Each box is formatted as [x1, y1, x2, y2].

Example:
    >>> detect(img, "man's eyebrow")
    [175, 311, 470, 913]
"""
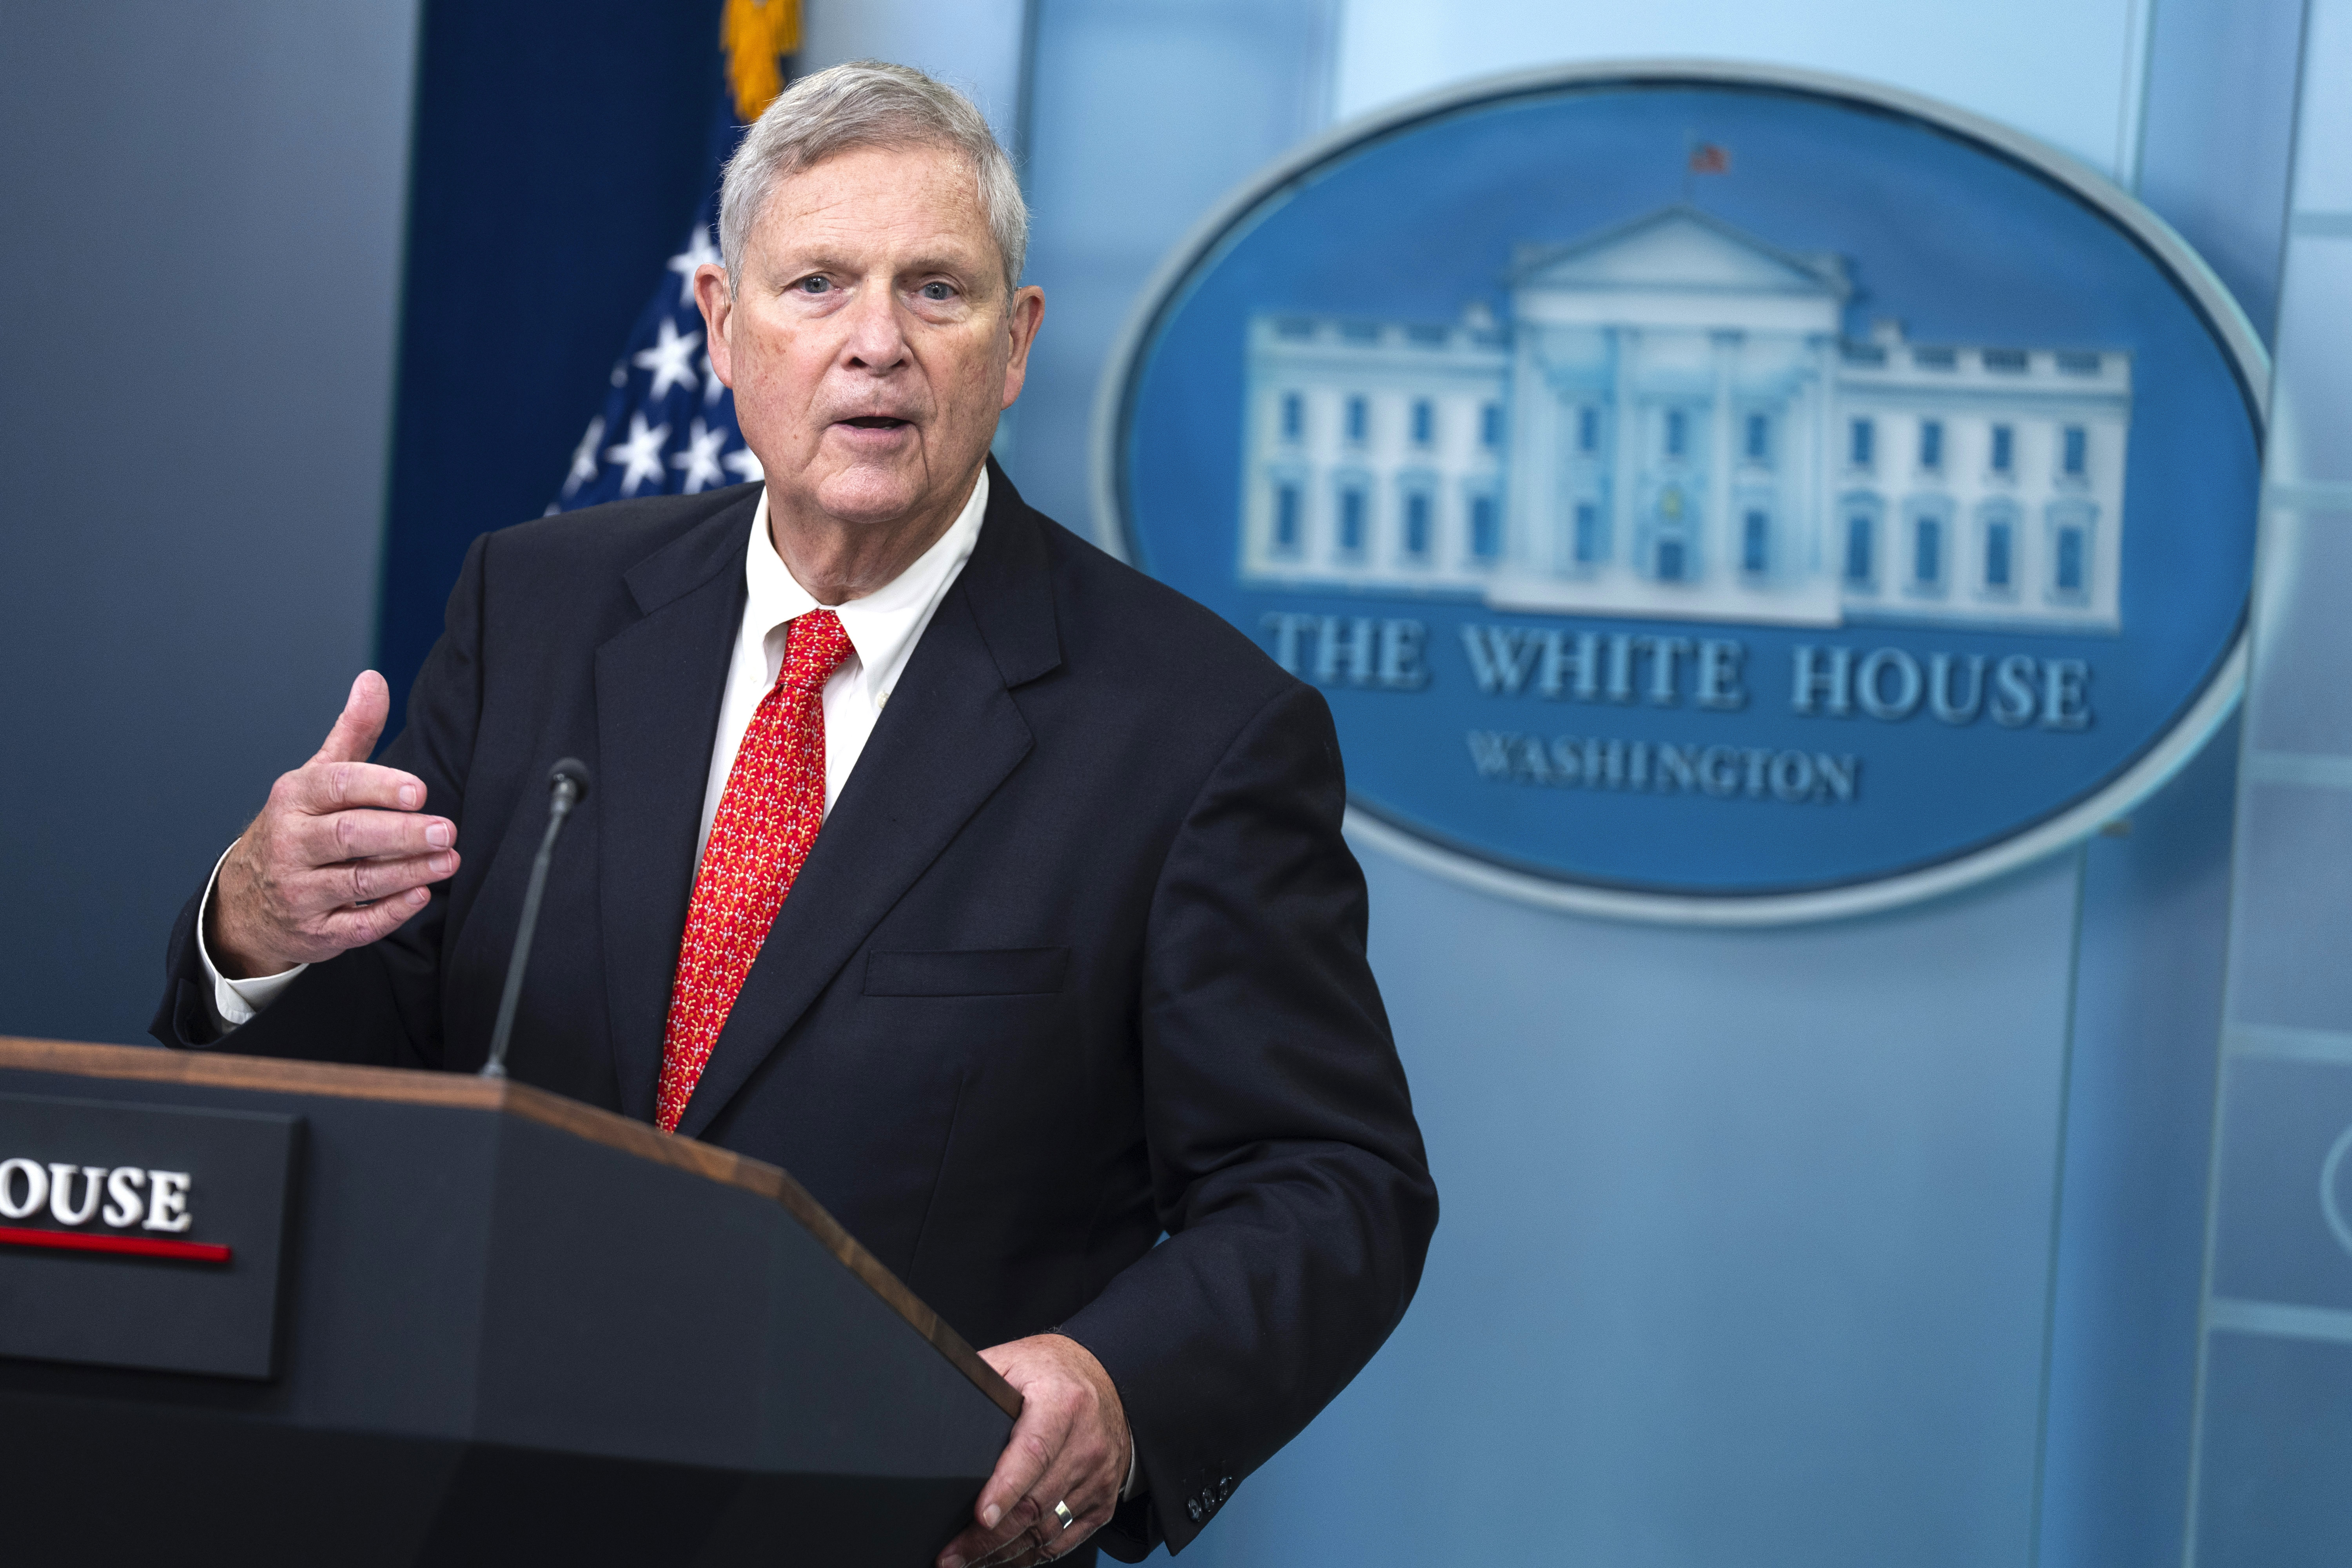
[764, 249, 854, 276]
[897, 252, 990, 280]
[760, 247, 989, 283]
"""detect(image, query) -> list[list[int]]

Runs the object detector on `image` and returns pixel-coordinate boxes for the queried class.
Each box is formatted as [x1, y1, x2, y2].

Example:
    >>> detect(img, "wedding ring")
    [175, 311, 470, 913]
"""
[1053, 1500, 1076, 1531]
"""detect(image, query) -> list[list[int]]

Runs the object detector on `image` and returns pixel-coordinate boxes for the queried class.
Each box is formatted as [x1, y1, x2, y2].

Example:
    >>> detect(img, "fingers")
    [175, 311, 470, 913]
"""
[968, 1539, 1049, 1568]
[939, 1408, 1065, 1568]
[941, 1406, 1118, 1567]
[277, 848, 457, 921]
[1013, 1443, 1118, 1559]
[315, 885, 437, 948]
[961, 1452, 1101, 1568]
[313, 671, 392, 768]
[338, 848, 459, 907]
[981, 1408, 1067, 1538]
[284, 759, 430, 817]
[289, 807, 454, 865]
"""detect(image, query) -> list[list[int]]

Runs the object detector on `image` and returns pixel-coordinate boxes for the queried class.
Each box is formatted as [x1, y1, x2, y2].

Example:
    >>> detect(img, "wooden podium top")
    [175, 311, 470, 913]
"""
[0, 1035, 1019, 1418]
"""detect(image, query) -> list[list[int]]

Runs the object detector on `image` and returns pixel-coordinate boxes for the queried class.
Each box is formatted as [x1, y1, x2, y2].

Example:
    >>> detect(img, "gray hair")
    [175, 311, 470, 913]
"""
[718, 60, 1028, 295]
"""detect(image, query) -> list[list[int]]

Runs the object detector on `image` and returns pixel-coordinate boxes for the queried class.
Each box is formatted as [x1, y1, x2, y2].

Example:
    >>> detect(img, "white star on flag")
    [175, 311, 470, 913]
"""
[633, 318, 704, 400]
[671, 419, 730, 494]
[561, 415, 605, 499]
[548, 173, 751, 513]
[604, 412, 671, 497]
[666, 226, 720, 305]
[723, 444, 765, 484]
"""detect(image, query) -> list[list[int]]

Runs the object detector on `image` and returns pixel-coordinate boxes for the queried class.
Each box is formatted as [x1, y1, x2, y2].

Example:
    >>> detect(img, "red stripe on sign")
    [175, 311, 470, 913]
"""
[0, 1225, 231, 1264]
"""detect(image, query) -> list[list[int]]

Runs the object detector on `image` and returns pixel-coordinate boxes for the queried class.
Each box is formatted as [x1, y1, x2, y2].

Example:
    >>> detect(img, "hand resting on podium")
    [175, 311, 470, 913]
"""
[940, 1333, 1131, 1568]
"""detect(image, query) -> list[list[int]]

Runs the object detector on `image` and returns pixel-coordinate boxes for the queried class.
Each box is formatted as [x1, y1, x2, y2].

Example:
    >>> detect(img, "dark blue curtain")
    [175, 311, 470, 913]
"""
[376, 0, 724, 728]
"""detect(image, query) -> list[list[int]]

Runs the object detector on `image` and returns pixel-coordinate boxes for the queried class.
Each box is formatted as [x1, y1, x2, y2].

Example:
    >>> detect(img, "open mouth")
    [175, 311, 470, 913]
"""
[840, 416, 911, 430]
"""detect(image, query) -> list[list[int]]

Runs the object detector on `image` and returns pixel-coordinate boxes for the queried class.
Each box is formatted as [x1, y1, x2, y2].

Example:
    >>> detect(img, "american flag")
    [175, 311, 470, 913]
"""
[547, 195, 762, 513]
[549, 0, 796, 513]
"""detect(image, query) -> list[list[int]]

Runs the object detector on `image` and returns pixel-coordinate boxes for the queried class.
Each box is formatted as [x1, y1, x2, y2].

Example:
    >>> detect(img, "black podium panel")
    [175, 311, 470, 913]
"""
[0, 1091, 299, 1377]
[0, 1040, 1016, 1566]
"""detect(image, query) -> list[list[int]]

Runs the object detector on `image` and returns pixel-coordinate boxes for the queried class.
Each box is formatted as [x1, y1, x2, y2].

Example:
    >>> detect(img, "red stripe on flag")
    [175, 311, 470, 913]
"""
[0, 1225, 231, 1264]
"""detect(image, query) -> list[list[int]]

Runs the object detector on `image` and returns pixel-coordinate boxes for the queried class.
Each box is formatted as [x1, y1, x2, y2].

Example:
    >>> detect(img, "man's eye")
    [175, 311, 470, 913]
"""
[796, 276, 831, 294]
[920, 281, 955, 301]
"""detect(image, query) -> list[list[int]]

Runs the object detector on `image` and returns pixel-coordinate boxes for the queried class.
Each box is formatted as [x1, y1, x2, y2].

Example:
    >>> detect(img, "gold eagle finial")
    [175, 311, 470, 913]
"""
[722, 0, 800, 124]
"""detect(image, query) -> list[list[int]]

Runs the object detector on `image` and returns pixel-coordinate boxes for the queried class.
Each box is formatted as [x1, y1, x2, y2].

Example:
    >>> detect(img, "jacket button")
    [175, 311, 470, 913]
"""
[1186, 1499, 1203, 1522]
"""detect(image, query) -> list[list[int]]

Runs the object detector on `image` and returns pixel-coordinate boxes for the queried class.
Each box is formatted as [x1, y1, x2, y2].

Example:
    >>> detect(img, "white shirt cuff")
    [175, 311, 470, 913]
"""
[1122, 1433, 1140, 1501]
[197, 842, 306, 1032]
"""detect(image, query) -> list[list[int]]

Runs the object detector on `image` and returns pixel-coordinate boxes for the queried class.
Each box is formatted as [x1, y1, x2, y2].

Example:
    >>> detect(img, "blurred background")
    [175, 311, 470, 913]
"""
[2, 0, 2347, 1562]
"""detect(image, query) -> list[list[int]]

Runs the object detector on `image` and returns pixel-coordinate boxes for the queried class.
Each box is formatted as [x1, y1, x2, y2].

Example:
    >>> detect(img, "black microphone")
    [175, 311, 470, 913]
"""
[481, 759, 592, 1080]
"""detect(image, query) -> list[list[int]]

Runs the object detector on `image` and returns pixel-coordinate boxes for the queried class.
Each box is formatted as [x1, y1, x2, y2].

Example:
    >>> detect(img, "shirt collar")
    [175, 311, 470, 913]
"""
[742, 465, 990, 707]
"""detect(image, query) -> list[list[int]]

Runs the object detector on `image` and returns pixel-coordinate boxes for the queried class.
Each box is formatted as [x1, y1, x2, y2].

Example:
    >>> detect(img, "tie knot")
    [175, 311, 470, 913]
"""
[778, 609, 854, 692]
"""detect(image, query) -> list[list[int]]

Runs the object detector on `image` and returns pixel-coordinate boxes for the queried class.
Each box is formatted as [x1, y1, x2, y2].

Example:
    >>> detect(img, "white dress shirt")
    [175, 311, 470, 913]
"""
[200, 469, 989, 1028]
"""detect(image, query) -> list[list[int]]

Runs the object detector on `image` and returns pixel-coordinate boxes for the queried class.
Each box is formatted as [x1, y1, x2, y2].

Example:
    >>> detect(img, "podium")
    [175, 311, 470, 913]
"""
[0, 1037, 1018, 1566]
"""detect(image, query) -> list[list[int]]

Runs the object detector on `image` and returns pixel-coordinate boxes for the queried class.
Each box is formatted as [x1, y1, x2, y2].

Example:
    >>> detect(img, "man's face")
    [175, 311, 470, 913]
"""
[696, 142, 1043, 530]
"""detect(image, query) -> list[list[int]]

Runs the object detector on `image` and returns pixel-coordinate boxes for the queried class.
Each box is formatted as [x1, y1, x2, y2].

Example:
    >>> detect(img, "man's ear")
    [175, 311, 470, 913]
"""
[1000, 284, 1045, 410]
[693, 263, 736, 387]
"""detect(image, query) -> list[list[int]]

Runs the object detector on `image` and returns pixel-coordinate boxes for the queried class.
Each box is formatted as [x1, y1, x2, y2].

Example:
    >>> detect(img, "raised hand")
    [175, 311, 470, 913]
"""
[207, 671, 460, 978]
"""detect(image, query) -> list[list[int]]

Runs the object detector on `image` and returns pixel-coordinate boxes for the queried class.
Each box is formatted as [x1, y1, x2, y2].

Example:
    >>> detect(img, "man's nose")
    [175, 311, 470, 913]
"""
[840, 283, 911, 371]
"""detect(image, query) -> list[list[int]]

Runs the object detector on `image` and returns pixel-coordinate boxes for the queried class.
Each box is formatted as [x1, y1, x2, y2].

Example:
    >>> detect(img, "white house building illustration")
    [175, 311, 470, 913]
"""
[1238, 206, 2131, 632]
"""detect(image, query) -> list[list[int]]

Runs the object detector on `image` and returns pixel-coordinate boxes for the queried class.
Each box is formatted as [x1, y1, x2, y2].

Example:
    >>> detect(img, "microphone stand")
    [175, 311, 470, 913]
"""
[481, 758, 592, 1080]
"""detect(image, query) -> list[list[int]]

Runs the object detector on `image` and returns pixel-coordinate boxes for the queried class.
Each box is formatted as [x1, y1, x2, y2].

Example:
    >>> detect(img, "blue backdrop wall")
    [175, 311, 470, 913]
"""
[0, 1, 420, 1045]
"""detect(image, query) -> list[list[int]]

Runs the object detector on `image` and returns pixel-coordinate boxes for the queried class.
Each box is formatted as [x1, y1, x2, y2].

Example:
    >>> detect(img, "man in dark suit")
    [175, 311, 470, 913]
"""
[155, 61, 1434, 1567]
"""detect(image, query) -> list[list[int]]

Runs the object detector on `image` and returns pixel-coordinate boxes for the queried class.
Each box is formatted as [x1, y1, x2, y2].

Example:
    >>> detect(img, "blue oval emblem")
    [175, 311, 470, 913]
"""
[1097, 63, 2265, 921]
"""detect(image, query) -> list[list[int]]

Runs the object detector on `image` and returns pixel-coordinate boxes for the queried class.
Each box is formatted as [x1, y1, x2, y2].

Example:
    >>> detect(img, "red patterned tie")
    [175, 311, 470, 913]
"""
[655, 609, 855, 1133]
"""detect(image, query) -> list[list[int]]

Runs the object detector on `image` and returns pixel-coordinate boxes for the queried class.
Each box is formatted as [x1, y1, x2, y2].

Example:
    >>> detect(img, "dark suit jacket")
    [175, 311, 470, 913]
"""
[154, 464, 1437, 1558]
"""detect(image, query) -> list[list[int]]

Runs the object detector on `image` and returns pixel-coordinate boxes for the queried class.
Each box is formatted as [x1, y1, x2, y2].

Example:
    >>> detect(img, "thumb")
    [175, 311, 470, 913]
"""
[314, 671, 391, 766]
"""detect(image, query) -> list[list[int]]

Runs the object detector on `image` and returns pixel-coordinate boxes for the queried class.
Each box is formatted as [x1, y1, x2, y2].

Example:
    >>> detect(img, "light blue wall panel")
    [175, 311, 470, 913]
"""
[799, 0, 1029, 149]
[2289, 0, 2352, 214]
[1192, 851, 2083, 1568]
[2036, 715, 2241, 1568]
[2269, 234, 2352, 486]
[2031, 5, 2299, 1559]
[2190, 12, 2352, 1541]
[1332, 0, 2156, 179]
[2136, 0, 2305, 340]
[1004, 0, 1337, 532]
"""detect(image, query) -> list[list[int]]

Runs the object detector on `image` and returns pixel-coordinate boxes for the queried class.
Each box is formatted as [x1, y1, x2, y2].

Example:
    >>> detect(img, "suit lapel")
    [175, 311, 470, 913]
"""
[674, 465, 1063, 1140]
[595, 493, 757, 1122]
